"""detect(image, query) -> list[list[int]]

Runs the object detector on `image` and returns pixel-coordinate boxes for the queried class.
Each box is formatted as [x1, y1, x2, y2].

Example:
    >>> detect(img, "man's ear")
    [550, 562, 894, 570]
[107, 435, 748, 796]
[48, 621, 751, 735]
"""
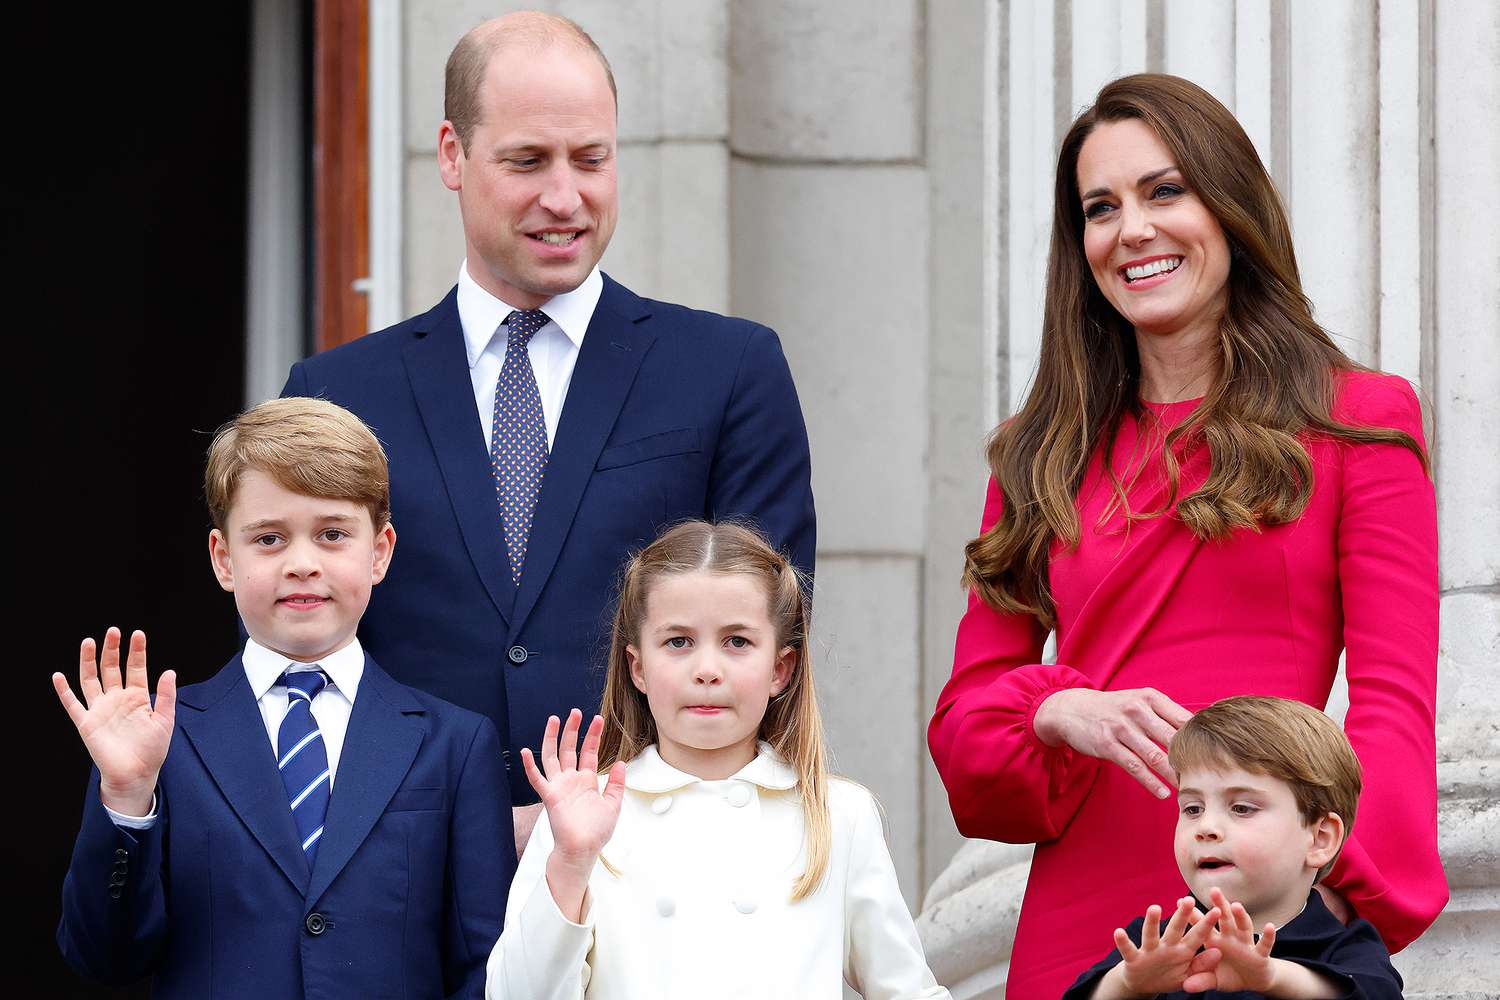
[1306, 812, 1346, 871]
[208, 529, 235, 592]
[770, 646, 797, 696]
[370, 522, 397, 584]
[627, 645, 646, 693]
[437, 121, 466, 192]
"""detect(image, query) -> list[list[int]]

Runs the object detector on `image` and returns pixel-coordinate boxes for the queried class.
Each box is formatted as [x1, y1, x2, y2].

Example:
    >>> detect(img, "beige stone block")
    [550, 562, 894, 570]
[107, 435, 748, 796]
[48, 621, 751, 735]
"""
[812, 555, 924, 910]
[661, 0, 729, 137]
[654, 141, 729, 313]
[730, 0, 920, 161]
[1436, 592, 1500, 762]
[601, 142, 661, 297]
[403, 154, 466, 312]
[731, 160, 928, 553]
[554, 0, 662, 142]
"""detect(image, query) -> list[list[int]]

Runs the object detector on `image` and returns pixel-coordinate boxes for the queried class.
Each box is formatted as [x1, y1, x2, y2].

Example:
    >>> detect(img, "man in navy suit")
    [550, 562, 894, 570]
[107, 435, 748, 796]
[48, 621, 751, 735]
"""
[284, 12, 816, 843]
[53, 398, 511, 998]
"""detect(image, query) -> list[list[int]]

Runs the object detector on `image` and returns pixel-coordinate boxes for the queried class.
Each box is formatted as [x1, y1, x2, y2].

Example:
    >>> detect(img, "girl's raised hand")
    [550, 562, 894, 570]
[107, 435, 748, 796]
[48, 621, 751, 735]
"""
[521, 710, 626, 866]
[52, 628, 176, 817]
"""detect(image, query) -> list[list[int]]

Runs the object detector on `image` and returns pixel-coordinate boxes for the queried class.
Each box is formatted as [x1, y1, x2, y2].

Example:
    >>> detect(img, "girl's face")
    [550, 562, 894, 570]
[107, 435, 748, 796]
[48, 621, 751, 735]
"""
[1076, 118, 1231, 344]
[627, 570, 796, 780]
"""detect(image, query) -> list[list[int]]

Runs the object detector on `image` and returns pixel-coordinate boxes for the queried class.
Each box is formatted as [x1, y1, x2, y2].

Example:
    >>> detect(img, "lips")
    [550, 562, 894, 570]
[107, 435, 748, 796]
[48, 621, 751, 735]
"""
[1197, 857, 1234, 871]
[685, 705, 726, 714]
[278, 594, 329, 610]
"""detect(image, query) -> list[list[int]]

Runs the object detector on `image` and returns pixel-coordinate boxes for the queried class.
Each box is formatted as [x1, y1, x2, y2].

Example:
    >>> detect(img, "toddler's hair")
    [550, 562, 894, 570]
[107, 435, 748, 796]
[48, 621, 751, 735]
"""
[204, 397, 391, 531]
[598, 520, 829, 899]
[1168, 695, 1361, 881]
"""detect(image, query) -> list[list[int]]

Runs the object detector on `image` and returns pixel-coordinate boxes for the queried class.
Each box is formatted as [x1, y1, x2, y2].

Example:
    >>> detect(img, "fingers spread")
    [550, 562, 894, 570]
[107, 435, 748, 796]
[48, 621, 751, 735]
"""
[560, 708, 582, 772]
[1112, 927, 1139, 961]
[53, 673, 88, 728]
[99, 628, 123, 692]
[154, 670, 178, 726]
[539, 715, 561, 778]
[520, 746, 548, 797]
[578, 714, 605, 774]
[125, 630, 149, 689]
[79, 637, 103, 704]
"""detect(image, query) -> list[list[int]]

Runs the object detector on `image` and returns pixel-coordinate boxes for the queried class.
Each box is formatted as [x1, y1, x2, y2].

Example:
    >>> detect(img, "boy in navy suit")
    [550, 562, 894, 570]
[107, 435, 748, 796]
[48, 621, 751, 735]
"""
[53, 397, 513, 999]
[1065, 696, 1402, 999]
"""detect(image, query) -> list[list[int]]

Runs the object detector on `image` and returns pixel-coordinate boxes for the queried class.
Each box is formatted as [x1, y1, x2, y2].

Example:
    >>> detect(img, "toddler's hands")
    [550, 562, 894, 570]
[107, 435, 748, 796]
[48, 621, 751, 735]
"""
[1114, 897, 1220, 996]
[1201, 887, 1277, 993]
[522, 709, 626, 869]
[52, 628, 176, 817]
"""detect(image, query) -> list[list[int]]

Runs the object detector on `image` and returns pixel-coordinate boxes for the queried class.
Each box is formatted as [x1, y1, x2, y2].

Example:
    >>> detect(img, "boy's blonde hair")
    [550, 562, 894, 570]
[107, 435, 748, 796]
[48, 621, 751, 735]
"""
[204, 397, 391, 531]
[598, 520, 831, 900]
[1168, 695, 1362, 881]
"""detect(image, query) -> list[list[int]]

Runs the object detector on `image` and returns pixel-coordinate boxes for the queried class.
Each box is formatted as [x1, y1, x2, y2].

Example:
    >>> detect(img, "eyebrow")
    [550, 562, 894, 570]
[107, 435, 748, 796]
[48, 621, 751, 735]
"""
[1178, 785, 1269, 798]
[1081, 166, 1179, 203]
[239, 514, 360, 533]
[650, 622, 763, 634]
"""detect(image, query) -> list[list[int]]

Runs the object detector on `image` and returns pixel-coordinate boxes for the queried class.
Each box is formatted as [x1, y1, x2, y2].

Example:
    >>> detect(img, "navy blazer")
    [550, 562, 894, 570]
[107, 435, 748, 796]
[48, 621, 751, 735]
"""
[283, 275, 816, 802]
[57, 652, 513, 1000]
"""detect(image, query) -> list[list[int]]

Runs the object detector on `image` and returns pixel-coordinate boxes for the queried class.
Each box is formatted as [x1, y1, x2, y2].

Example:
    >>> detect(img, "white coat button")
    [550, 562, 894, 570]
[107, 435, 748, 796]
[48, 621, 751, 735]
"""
[733, 896, 757, 914]
[651, 795, 673, 815]
[657, 895, 675, 917]
[726, 784, 752, 808]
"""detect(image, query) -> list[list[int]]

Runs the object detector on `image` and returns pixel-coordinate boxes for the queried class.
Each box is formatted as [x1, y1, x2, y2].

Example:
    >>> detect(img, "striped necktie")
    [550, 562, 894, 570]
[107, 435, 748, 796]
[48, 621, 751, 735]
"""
[278, 669, 331, 865]
[490, 308, 551, 584]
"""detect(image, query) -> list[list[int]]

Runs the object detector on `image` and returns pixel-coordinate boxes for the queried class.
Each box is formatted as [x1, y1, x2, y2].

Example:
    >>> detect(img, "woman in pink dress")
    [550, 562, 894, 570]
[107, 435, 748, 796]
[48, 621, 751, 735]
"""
[927, 75, 1446, 999]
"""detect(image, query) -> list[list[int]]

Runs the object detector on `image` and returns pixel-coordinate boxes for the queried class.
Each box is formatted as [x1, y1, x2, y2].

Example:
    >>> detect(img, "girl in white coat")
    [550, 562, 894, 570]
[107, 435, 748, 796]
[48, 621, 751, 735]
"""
[486, 521, 950, 1000]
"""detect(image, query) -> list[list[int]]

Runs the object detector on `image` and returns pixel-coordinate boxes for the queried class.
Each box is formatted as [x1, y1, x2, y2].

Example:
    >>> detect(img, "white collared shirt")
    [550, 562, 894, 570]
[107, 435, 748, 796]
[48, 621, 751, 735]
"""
[106, 638, 366, 828]
[487, 743, 950, 1000]
[457, 260, 603, 450]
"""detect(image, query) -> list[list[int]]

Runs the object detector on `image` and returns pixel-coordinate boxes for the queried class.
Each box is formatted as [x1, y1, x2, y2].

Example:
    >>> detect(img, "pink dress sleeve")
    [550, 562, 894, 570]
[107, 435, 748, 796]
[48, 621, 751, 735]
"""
[1325, 373, 1448, 951]
[926, 476, 1101, 843]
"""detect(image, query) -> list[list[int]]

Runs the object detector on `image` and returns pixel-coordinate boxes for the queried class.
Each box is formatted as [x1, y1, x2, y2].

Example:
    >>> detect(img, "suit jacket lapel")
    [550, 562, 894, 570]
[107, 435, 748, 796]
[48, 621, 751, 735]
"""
[176, 655, 309, 894]
[402, 289, 514, 624]
[510, 277, 655, 633]
[305, 655, 425, 907]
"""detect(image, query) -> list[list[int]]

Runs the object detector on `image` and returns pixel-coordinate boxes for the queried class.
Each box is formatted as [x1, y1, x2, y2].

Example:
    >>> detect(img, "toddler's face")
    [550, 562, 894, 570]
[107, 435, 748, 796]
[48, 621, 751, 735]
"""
[1173, 764, 1331, 927]
[626, 570, 794, 781]
[209, 469, 395, 663]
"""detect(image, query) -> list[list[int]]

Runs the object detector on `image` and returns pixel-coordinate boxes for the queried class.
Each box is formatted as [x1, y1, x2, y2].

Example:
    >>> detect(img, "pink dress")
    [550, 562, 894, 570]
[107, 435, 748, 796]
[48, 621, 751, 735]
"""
[928, 370, 1447, 1000]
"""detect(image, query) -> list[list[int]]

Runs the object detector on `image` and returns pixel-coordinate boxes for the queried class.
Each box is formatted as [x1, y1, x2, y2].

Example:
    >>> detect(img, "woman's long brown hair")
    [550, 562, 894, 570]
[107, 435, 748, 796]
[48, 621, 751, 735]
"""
[965, 74, 1426, 629]
[598, 520, 832, 900]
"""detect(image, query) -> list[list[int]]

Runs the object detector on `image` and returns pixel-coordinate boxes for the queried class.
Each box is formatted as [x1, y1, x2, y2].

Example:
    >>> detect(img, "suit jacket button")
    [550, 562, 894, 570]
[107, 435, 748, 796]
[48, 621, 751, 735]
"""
[109, 871, 127, 886]
[507, 645, 528, 664]
[108, 887, 122, 900]
[305, 912, 327, 935]
[114, 848, 130, 861]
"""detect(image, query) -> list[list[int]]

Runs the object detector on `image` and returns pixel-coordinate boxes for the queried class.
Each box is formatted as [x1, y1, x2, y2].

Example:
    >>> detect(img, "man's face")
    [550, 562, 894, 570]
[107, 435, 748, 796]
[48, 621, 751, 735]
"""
[438, 43, 618, 309]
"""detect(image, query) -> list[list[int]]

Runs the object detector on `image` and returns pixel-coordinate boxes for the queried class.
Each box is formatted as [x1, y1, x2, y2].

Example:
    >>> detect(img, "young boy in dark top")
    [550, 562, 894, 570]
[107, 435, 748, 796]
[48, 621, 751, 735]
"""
[1065, 696, 1402, 1000]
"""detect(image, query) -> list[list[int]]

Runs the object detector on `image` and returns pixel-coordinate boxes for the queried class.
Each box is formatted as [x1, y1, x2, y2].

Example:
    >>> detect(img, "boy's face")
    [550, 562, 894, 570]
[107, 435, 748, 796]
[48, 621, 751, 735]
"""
[209, 469, 395, 664]
[1174, 764, 1341, 926]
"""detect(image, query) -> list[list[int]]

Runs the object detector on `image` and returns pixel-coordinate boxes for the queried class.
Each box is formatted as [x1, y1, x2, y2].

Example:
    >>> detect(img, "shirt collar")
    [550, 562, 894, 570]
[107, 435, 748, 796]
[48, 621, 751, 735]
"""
[242, 637, 365, 703]
[456, 259, 601, 368]
[623, 741, 799, 793]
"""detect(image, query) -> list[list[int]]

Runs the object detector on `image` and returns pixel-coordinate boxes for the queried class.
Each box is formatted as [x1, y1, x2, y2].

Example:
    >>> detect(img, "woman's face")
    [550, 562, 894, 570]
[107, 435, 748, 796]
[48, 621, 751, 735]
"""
[1077, 119, 1231, 342]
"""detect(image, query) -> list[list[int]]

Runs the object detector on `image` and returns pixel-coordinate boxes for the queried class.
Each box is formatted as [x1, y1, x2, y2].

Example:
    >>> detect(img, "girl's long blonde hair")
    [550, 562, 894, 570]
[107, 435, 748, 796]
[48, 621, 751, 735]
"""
[598, 520, 831, 900]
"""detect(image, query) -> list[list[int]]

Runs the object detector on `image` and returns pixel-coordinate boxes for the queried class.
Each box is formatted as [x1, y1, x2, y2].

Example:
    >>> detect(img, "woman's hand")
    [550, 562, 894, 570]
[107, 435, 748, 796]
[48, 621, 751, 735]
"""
[1032, 687, 1192, 798]
[521, 709, 626, 923]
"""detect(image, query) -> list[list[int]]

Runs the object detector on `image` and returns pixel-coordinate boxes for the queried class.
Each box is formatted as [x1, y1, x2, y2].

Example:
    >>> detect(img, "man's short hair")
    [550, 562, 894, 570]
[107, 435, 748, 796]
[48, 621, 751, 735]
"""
[444, 12, 618, 154]
[1168, 695, 1362, 880]
[204, 397, 391, 531]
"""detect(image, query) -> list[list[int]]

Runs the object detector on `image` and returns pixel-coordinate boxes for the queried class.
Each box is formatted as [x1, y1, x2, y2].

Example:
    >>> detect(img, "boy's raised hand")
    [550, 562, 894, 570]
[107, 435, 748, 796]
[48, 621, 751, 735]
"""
[1199, 887, 1277, 993]
[521, 709, 626, 923]
[1107, 897, 1221, 997]
[52, 628, 176, 817]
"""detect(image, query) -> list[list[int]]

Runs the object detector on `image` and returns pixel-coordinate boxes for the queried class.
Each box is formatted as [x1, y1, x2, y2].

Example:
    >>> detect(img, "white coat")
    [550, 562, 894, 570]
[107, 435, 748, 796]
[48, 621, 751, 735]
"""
[485, 743, 950, 1000]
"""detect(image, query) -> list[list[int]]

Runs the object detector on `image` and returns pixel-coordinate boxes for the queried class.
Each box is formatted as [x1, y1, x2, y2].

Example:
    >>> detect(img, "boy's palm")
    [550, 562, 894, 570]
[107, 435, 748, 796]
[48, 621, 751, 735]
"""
[1116, 898, 1220, 995]
[52, 629, 176, 813]
[1202, 889, 1278, 993]
[522, 710, 626, 861]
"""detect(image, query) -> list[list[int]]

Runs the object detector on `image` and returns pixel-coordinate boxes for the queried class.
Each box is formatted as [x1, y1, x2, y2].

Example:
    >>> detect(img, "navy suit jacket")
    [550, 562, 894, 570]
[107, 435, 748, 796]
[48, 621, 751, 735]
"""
[57, 652, 513, 1000]
[283, 275, 816, 802]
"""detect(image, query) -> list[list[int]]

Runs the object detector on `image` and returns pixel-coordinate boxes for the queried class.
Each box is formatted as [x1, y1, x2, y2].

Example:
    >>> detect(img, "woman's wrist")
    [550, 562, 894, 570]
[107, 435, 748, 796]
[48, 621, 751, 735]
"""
[1032, 688, 1075, 747]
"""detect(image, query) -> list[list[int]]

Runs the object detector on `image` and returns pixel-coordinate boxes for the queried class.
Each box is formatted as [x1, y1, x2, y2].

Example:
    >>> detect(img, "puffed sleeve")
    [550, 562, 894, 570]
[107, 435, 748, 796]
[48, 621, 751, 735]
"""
[485, 810, 593, 1000]
[927, 476, 1102, 843]
[1324, 373, 1447, 951]
[842, 789, 952, 999]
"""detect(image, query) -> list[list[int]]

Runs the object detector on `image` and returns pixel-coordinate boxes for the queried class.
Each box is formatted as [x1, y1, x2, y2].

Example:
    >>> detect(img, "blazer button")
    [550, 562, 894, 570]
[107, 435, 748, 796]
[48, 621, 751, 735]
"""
[726, 784, 752, 808]
[651, 795, 673, 815]
[114, 848, 130, 861]
[305, 912, 327, 935]
[108, 887, 122, 900]
[507, 645, 528, 665]
[109, 871, 127, 886]
[733, 897, 757, 914]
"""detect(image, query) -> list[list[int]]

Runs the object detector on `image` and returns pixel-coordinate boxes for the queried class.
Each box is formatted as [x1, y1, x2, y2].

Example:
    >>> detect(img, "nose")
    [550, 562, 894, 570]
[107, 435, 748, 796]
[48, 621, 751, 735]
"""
[282, 538, 322, 579]
[537, 162, 582, 218]
[1194, 816, 1222, 842]
[691, 654, 723, 686]
[1118, 198, 1156, 247]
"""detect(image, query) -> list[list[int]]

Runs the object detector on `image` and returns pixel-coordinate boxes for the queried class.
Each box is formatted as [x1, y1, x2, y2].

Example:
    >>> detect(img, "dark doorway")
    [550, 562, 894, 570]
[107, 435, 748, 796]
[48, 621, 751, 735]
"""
[14, 5, 261, 996]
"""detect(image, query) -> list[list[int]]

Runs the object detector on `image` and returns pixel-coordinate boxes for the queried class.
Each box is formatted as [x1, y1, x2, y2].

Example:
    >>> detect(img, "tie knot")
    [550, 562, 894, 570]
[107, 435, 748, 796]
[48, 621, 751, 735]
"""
[506, 309, 550, 347]
[282, 669, 328, 702]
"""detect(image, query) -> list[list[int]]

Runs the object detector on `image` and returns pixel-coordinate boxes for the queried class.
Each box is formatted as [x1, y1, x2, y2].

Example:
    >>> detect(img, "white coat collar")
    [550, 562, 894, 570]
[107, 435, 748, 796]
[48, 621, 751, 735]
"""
[624, 742, 799, 793]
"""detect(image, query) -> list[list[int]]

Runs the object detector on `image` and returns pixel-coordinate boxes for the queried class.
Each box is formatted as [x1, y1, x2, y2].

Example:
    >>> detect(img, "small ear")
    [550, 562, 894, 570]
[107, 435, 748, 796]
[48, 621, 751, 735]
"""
[370, 522, 397, 585]
[208, 529, 235, 592]
[626, 645, 646, 693]
[437, 121, 465, 192]
[769, 645, 797, 696]
[1306, 812, 1345, 871]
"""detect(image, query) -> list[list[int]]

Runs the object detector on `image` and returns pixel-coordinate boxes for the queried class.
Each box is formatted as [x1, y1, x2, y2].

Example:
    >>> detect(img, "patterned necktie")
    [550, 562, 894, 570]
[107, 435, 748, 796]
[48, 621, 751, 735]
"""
[491, 309, 551, 584]
[278, 669, 331, 866]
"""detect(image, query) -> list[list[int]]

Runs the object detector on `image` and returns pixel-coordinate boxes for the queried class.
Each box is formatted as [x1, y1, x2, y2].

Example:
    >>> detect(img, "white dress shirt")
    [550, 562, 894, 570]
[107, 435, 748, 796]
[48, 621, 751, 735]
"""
[486, 743, 950, 1000]
[457, 260, 603, 450]
[106, 638, 366, 828]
